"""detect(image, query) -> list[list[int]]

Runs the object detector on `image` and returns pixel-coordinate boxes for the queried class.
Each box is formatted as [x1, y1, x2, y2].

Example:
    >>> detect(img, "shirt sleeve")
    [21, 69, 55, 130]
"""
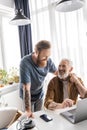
[19, 59, 31, 84]
[44, 79, 55, 108]
[48, 58, 57, 73]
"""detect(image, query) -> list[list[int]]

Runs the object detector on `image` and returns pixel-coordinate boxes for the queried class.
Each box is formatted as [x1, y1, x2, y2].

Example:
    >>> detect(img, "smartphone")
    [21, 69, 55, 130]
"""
[40, 114, 53, 122]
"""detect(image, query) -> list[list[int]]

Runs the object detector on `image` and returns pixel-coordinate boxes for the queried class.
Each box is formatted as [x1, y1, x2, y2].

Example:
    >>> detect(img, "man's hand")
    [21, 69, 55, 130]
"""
[23, 110, 34, 118]
[48, 102, 58, 110]
[48, 99, 74, 110]
[69, 73, 79, 84]
[69, 73, 87, 98]
[61, 98, 74, 108]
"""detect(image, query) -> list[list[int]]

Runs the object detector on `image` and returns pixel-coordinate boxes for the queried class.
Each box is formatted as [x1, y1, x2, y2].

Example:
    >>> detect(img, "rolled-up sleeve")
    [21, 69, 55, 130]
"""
[20, 59, 31, 84]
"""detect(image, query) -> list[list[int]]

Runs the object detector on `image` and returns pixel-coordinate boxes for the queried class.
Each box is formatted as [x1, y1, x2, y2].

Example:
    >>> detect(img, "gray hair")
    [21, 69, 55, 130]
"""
[60, 58, 73, 67]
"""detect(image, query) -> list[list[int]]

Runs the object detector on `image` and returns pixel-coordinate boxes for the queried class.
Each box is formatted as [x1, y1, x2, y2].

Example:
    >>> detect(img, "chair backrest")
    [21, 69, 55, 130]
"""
[0, 107, 18, 129]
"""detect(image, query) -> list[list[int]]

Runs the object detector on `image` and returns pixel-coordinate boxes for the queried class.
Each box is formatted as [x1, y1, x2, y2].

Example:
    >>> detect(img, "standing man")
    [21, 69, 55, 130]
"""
[44, 58, 87, 110]
[19, 40, 57, 117]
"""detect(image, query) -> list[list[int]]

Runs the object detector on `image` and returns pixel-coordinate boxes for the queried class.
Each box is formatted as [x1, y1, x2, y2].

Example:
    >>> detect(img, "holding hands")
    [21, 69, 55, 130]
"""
[48, 99, 74, 110]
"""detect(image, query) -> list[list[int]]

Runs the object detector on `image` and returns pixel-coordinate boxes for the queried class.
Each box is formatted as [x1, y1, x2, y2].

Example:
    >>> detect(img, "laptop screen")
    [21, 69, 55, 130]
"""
[60, 98, 87, 123]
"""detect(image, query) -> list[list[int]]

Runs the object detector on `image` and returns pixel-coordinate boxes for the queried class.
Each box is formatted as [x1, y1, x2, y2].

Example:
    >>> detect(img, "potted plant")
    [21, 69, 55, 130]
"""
[7, 67, 19, 84]
[0, 69, 8, 87]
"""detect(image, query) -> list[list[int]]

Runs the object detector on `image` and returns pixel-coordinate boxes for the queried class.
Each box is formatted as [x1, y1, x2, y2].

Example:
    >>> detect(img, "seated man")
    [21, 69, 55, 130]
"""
[44, 58, 87, 110]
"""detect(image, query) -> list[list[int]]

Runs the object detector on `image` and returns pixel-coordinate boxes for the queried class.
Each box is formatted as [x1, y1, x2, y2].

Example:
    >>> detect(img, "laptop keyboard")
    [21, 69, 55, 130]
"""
[65, 108, 76, 119]
[68, 108, 76, 114]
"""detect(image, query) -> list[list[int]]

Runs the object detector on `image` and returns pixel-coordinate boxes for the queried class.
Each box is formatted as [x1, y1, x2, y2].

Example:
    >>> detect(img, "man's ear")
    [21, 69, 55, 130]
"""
[70, 67, 73, 72]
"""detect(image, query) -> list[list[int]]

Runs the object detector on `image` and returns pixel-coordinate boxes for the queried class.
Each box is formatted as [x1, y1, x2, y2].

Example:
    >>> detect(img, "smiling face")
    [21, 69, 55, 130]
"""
[58, 60, 72, 80]
[37, 49, 51, 67]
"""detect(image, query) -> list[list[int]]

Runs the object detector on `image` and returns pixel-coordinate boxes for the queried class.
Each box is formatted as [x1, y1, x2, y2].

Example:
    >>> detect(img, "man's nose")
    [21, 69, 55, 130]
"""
[59, 66, 63, 70]
[46, 56, 49, 60]
[44, 56, 49, 61]
[42, 57, 48, 61]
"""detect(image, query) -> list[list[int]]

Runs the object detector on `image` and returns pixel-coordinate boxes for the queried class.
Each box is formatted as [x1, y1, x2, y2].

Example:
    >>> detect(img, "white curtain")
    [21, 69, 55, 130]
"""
[0, 6, 21, 72]
[29, 0, 87, 86]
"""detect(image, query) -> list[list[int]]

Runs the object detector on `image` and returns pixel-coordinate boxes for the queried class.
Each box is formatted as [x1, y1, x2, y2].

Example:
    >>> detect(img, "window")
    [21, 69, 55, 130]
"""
[29, 0, 87, 85]
[0, 6, 21, 72]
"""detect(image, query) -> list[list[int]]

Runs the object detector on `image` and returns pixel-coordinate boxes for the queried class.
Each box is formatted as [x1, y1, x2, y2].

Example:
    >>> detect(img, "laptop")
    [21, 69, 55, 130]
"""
[60, 98, 87, 124]
[0, 107, 18, 129]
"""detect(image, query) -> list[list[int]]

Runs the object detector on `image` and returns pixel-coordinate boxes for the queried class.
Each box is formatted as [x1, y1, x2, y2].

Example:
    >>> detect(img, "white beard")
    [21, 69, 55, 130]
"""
[58, 73, 69, 80]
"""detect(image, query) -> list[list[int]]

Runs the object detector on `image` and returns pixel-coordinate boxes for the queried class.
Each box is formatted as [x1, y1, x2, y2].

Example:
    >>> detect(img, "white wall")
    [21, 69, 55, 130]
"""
[0, 0, 14, 8]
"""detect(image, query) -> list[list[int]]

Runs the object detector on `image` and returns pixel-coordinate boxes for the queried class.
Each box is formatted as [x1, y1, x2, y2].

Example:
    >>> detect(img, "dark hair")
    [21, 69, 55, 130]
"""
[35, 40, 51, 51]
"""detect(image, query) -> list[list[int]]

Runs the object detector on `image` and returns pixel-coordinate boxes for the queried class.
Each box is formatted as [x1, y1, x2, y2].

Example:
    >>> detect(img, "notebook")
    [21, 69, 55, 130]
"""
[60, 98, 87, 124]
[0, 107, 18, 129]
